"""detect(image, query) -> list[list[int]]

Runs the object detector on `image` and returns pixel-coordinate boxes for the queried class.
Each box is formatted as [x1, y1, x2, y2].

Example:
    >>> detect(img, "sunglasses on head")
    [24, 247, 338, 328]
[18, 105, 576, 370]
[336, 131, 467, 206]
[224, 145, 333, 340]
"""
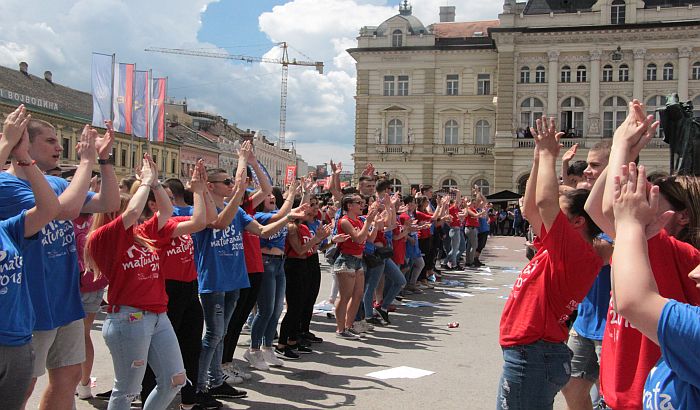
[211, 178, 233, 186]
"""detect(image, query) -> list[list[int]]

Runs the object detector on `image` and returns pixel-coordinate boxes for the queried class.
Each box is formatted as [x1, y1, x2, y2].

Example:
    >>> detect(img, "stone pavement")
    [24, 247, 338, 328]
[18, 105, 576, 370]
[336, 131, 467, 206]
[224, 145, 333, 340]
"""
[28, 235, 568, 409]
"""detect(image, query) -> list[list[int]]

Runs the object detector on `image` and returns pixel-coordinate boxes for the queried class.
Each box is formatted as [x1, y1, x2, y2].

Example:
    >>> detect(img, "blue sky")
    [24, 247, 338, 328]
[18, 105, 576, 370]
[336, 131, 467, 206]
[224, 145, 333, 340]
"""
[0, 0, 501, 169]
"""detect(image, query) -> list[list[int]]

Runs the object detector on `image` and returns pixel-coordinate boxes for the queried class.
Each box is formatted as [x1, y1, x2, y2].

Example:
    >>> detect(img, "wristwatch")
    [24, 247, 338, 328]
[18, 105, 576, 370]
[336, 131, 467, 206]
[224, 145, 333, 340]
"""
[98, 155, 114, 165]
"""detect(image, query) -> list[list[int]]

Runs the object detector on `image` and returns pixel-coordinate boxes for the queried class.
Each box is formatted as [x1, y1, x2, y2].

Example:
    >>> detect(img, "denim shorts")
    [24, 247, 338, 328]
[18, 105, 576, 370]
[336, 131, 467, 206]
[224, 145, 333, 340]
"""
[81, 288, 105, 314]
[567, 329, 602, 382]
[333, 254, 364, 272]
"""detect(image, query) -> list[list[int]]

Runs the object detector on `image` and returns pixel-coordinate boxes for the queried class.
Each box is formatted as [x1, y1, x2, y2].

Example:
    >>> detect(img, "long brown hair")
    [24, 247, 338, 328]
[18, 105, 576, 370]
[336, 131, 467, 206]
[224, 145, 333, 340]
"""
[655, 175, 700, 249]
[84, 192, 156, 278]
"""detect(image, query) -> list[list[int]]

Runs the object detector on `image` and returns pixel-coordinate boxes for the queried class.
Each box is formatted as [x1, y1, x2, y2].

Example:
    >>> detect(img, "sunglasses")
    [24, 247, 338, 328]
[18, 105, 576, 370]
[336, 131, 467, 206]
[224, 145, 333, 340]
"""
[211, 178, 233, 186]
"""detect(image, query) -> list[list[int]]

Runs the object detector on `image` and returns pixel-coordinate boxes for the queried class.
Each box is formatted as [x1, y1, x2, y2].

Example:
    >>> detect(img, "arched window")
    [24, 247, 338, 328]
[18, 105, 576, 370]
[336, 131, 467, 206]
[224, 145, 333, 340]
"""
[392, 30, 403, 47]
[619, 64, 630, 82]
[388, 119, 403, 144]
[520, 97, 544, 129]
[603, 96, 627, 137]
[517, 174, 530, 195]
[520, 66, 530, 84]
[576, 65, 587, 82]
[475, 120, 491, 145]
[611, 0, 626, 25]
[535, 66, 546, 83]
[602, 65, 613, 82]
[561, 65, 571, 83]
[560, 97, 585, 137]
[390, 178, 402, 193]
[646, 95, 668, 137]
[693, 62, 700, 80]
[647, 63, 657, 81]
[444, 120, 459, 145]
[441, 178, 459, 191]
[474, 179, 490, 196]
[663, 63, 674, 81]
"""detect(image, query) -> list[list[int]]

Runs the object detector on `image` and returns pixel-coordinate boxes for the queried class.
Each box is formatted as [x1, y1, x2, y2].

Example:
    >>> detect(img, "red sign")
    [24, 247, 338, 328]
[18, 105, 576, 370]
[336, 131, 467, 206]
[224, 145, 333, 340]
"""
[284, 165, 297, 185]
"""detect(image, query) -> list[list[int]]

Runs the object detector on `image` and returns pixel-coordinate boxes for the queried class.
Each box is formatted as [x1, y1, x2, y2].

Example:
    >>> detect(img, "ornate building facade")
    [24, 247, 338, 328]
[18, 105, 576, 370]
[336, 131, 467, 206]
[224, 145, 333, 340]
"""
[349, 0, 700, 194]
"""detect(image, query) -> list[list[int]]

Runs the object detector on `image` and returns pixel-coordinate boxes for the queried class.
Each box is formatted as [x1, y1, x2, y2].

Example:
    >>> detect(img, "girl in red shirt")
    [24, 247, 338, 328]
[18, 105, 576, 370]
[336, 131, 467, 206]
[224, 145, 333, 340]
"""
[333, 194, 377, 339]
[497, 117, 603, 409]
[86, 155, 208, 410]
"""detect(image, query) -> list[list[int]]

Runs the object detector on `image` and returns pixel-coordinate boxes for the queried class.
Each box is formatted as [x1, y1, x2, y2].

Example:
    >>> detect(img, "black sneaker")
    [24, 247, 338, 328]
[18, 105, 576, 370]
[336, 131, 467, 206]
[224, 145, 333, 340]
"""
[95, 390, 112, 400]
[301, 332, 323, 343]
[366, 316, 384, 326]
[296, 338, 311, 348]
[293, 344, 313, 354]
[374, 307, 391, 324]
[394, 294, 404, 301]
[208, 383, 247, 399]
[194, 391, 223, 409]
[275, 346, 300, 360]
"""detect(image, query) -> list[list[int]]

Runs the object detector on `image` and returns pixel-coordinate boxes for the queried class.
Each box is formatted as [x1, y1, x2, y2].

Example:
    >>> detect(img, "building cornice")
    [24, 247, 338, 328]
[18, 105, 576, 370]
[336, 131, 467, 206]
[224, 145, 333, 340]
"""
[489, 20, 700, 35]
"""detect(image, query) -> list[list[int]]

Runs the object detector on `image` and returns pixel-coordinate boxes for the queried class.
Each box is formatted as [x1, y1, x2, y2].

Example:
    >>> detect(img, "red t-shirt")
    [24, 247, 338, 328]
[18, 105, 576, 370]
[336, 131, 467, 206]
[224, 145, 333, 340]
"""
[74, 214, 109, 293]
[465, 207, 480, 227]
[448, 206, 461, 228]
[90, 215, 178, 313]
[499, 211, 603, 346]
[286, 223, 313, 258]
[243, 197, 263, 274]
[156, 216, 197, 282]
[600, 230, 700, 410]
[392, 213, 410, 265]
[415, 211, 432, 239]
[338, 215, 365, 256]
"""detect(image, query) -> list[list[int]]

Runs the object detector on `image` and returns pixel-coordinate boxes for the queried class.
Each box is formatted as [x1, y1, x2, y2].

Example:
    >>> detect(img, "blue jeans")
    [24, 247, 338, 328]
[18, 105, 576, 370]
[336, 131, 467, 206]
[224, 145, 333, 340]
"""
[198, 290, 239, 391]
[103, 307, 184, 410]
[447, 226, 462, 266]
[362, 260, 384, 318]
[250, 255, 286, 349]
[381, 258, 406, 309]
[497, 341, 573, 410]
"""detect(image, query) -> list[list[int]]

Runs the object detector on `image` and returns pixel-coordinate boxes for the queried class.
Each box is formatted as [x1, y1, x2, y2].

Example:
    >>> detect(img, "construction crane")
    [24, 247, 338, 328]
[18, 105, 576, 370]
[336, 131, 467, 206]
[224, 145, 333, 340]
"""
[145, 43, 323, 147]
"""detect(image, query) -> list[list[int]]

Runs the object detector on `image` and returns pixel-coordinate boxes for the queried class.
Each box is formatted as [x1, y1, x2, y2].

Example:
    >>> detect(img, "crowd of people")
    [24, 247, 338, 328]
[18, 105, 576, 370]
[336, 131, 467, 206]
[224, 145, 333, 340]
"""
[2, 96, 700, 410]
[497, 100, 700, 410]
[0, 103, 502, 410]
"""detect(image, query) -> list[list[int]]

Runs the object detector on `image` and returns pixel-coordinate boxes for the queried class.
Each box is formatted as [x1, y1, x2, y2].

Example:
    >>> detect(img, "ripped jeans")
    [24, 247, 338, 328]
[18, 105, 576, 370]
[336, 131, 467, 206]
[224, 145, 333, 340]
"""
[103, 306, 185, 410]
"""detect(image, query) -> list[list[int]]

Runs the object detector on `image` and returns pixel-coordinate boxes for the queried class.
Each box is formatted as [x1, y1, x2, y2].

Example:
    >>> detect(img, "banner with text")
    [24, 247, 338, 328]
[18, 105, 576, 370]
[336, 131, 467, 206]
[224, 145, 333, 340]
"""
[284, 165, 297, 185]
[91, 53, 113, 128]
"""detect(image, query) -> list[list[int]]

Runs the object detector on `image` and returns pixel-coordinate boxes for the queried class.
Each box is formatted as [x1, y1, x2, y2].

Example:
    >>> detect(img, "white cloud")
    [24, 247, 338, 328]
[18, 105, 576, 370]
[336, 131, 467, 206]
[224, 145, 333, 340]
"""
[0, 0, 502, 171]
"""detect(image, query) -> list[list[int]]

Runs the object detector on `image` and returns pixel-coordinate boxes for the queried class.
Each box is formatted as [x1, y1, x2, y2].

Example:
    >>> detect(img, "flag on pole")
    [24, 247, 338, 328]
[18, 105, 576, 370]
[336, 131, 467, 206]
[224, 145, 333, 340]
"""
[150, 77, 166, 142]
[91, 53, 113, 128]
[132, 70, 149, 138]
[113, 63, 135, 134]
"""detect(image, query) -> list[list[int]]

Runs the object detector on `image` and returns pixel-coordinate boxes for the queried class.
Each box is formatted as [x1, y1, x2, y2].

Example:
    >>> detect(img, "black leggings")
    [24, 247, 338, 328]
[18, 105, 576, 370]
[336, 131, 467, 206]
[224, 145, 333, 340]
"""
[141, 279, 203, 405]
[222, 272, 263, 363]
[279, 258, 309, 345]
[476, 232, 489, 252]
[300, 253, 321, 335]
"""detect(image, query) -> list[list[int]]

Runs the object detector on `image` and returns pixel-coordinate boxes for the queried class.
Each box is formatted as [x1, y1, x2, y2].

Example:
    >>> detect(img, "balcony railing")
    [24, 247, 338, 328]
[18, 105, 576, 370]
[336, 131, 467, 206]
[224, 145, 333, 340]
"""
[432, 144, 494, 155]
[513, 137, 667, 149]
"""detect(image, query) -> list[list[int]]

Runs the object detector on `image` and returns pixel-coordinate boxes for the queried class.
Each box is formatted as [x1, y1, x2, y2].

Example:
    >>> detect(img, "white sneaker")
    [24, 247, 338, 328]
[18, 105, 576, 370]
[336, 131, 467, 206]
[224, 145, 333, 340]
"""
[76, 382, 92, 400]
[232, 363, 252, 380]
[361, 321, 374, 332]
[261, 347, 284, 367]
[350, 322, 367, 336]
[221, 362, 244, 384]
[244, 349, 270, 371]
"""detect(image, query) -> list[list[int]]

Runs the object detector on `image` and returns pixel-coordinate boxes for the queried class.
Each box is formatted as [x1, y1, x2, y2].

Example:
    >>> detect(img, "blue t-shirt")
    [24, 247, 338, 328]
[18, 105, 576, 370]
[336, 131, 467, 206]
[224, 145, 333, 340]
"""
[643, 300, 700, 409]
[173, 205, 193, 216]
[192, 206, 253, 293]
[0, 173, 93, 330]
[255, 211, 287, 250]
[478, 208, 490, 233]
[573, 233, 613, 340]
[406, 231, 421, 259]
[0, 212, 36, 346]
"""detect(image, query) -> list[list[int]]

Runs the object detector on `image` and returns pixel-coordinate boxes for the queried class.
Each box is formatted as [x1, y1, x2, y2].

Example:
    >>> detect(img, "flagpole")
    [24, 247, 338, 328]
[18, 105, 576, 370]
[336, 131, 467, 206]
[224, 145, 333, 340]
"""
[163, 77, 168, 175]
[109, 54, 115, 124]
[146, 69, 152, 163]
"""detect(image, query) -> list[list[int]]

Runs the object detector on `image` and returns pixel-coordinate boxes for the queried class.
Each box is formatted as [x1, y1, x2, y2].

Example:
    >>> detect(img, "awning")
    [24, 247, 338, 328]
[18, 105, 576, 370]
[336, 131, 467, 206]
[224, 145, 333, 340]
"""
[486, 190, 522, 202]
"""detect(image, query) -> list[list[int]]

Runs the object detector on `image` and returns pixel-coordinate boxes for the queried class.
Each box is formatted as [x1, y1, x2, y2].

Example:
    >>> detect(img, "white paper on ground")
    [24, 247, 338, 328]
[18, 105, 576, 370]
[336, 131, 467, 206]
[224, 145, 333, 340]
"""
[441, 280, 465, 287]
[483, 278, 494, 281]
[498, 295, 509, 299]
[478, 266, 492, 273]
[366, 366, 435, 380]
[313, 302, 334, 311]
[443, 290, 475, 298]
[468, 286, 499, 291]
[491, 246, 508, 250]
[402, 300, 438, 308]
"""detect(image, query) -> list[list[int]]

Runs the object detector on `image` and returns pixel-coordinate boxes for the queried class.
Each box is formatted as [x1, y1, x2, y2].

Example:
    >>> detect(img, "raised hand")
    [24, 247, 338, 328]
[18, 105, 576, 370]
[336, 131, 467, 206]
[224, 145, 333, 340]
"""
[362, 162, 375, 176]
[531, 116, 564, 157]
[189, 159, 207, 193]
[2, 104, 31, 148]
[11, 129, 31, 162]
[96, 120, 115, 160]
[332, 233, 350, 243]
[562, 143, 579, 162]
[140, 154, 158, 187]
[239, 140, 253, 159]
[613, 162, 672, 238]
[76, 125, 98, 163]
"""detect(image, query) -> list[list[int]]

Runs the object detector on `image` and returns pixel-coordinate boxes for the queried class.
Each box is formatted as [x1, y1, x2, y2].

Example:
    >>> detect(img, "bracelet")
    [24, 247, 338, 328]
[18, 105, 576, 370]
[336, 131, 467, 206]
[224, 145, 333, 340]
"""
[98, 157, 114, 165]
[16, 159, 36, 167]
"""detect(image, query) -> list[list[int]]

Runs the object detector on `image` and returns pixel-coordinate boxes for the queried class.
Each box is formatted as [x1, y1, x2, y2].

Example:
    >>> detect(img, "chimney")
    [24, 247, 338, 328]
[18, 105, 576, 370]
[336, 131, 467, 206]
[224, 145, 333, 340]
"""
[440, 6, 456, 22]
[19, 62, 28, 75]
[44, 71, 53, 83]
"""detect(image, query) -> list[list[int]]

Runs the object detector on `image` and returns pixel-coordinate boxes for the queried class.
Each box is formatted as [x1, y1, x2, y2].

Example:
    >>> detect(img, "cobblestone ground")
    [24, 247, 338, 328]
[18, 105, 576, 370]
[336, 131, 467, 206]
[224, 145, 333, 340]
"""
[29, 235, 569, 409]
